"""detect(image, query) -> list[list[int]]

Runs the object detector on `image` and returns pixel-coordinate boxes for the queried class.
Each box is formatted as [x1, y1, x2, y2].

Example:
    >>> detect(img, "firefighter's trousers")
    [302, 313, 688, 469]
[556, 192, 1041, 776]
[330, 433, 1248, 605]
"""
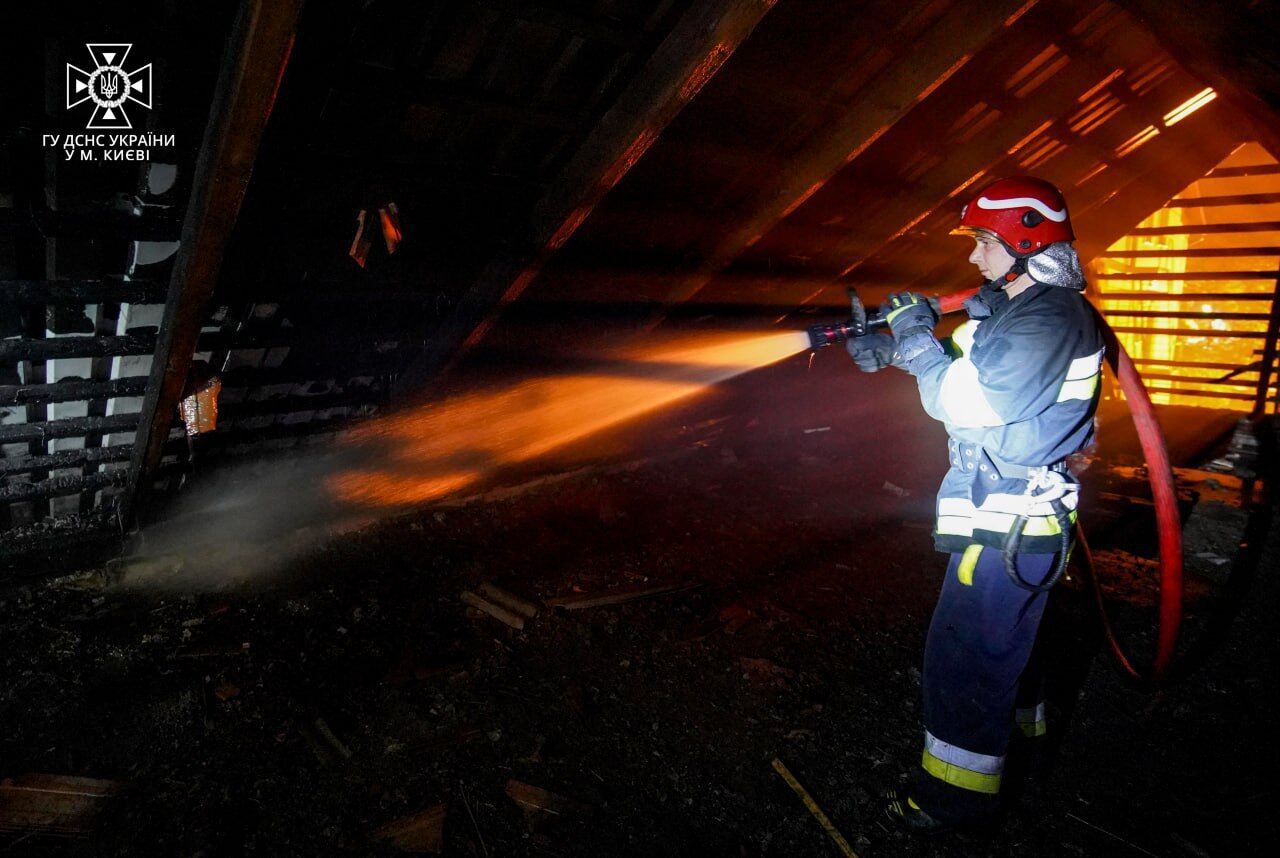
[909, 544, 1055, 822]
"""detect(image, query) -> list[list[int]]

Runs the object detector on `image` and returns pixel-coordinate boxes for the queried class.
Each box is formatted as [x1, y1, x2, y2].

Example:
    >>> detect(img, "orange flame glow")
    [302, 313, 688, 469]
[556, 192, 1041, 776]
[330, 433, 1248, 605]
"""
[327, 332, 811, 507]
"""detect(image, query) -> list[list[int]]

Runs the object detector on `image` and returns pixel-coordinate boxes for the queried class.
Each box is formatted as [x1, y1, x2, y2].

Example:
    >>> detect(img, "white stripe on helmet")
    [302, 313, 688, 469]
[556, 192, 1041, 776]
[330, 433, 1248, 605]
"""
[975, 195, 1068, 222]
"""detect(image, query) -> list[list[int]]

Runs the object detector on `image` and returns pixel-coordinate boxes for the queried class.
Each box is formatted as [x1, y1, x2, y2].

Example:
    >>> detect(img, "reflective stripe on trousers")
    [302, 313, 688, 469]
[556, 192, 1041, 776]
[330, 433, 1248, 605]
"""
[1016, 702, 1048, 737]
[911, 546, 1056, 822]
[922, 731, 1004, 794]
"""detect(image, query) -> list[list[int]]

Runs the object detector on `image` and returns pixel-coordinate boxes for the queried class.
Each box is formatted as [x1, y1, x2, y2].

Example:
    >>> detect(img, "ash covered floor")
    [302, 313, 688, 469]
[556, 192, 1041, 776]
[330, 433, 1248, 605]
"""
[1, 354, 1275, 856]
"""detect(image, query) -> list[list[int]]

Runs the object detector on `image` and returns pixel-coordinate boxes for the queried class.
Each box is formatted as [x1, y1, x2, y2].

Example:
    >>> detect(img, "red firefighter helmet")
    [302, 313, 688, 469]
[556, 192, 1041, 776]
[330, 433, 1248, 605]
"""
[952, 176, 1074, 256]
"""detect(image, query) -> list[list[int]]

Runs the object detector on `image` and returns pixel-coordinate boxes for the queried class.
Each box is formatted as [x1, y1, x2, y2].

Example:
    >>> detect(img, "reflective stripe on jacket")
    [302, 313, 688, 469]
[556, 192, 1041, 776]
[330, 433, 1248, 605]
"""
[905, 281, 1104, 554]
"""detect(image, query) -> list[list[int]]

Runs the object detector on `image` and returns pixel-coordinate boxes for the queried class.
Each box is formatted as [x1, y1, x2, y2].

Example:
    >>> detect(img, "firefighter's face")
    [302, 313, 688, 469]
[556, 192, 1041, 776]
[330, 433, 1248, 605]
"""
[969, 236, 1014, 280]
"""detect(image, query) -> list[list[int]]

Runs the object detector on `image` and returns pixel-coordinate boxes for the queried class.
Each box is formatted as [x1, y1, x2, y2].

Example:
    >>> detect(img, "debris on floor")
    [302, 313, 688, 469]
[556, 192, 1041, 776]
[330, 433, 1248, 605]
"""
[504, 779, 592, 821]
[303, 717, 353, 765]
[545, 580, 699, 610]
[0, 774, 128, 837]
[771, 758, 858, 858]
[478, 582, 539, 620]
[460, 590, 526, 630]
[372, 802, 447, 853]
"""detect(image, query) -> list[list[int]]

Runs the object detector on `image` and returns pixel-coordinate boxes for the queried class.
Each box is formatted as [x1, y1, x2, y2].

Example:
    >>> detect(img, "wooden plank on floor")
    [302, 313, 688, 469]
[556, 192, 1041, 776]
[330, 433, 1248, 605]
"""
[545, 581, 699, 610]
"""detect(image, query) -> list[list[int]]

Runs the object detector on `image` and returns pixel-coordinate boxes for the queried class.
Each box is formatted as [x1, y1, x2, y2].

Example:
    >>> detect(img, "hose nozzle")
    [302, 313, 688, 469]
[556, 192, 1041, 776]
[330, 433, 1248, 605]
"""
[806, 322, 856, 350]
[807, 286, 881, 349]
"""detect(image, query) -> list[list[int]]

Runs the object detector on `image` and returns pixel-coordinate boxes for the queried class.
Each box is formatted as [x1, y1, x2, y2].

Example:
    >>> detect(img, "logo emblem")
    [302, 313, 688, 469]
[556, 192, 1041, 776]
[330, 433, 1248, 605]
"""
[66, 44, 152, 130]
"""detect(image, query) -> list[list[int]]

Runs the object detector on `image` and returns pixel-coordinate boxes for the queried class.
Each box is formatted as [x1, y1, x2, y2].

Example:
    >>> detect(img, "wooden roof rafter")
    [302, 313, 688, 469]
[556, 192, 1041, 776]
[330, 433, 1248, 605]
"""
[121, 0, 305, 528]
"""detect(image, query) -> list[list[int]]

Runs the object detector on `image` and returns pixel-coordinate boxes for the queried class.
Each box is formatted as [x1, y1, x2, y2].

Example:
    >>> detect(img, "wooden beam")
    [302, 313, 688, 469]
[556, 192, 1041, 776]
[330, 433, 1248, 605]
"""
[0, 325, 413, 362]
[392, 0, 778, 398]
[1096, 248, 1280, 258]
[0, 445, 133, 477]
[0, 413, 140, 444]
[1127, 221, 1280, 236]
[1143, 385, 1276, 403]
[1134, 371, 1274, 389]
[1098, 309, 1271, 321]
[1252, 270, 1280, 416]
[1105, 326, 1268, 339]
[1207, 164, 1280, 179]
[0, 376, 150, 407]
[1097, 291, 1276, 301]
[642, 0, 1028, 321]
[1129, 357, 1260, 371]
[1166, 193, 1280, 208]
[122, 0, 304, 527]
[0, 334, 155, 362]
[1096, 272, 1278, 281]
[0, 471, 128, 503]
[0, 279, 167, 305]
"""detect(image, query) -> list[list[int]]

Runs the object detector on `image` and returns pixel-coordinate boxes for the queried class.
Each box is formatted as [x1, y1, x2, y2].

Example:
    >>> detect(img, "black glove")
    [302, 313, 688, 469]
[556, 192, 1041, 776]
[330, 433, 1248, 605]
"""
[882, 292, 939, 336]
[845, 332, 896, 373]
[882, 292, 943, 365]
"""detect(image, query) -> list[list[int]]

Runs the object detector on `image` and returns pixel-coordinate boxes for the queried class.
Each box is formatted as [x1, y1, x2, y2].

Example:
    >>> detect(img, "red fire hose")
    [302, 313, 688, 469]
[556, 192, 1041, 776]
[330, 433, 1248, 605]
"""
[934, 288, 979, 316]
[937, 285, 1183, 684]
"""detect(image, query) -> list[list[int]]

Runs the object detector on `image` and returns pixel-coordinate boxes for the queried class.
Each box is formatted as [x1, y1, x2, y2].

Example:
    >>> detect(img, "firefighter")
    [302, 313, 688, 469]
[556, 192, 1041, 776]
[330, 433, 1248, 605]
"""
[847, 176, 1104, 831]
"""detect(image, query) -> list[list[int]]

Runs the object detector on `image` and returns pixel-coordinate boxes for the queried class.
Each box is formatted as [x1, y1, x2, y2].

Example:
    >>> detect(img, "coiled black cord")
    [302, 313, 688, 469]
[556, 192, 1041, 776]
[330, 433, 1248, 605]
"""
[1003, 498, 1074, 592]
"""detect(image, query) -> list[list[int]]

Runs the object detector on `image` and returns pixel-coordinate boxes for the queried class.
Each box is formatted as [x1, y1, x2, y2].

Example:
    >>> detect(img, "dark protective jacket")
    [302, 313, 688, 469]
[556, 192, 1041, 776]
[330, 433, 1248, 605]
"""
[903, 280, 1105, 554]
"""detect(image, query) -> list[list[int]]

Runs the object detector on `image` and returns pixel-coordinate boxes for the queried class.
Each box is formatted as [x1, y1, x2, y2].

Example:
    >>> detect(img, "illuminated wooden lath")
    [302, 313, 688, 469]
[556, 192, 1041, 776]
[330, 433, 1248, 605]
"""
[1093, 142, 1280, 413]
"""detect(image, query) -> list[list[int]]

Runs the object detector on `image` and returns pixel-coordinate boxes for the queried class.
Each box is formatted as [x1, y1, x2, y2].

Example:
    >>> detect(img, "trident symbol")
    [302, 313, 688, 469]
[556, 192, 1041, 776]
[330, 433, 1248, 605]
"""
[99, 71, 120, 100]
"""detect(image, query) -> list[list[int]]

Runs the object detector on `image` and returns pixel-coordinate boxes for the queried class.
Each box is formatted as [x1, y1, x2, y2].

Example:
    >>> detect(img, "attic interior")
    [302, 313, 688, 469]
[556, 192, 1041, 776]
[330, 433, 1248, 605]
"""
[2, 0, 1279, 854]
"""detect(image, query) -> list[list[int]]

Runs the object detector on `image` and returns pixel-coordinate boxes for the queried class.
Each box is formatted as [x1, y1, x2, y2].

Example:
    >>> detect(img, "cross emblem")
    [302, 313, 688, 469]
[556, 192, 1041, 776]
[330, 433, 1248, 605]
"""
[66, 44, 153, 130]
